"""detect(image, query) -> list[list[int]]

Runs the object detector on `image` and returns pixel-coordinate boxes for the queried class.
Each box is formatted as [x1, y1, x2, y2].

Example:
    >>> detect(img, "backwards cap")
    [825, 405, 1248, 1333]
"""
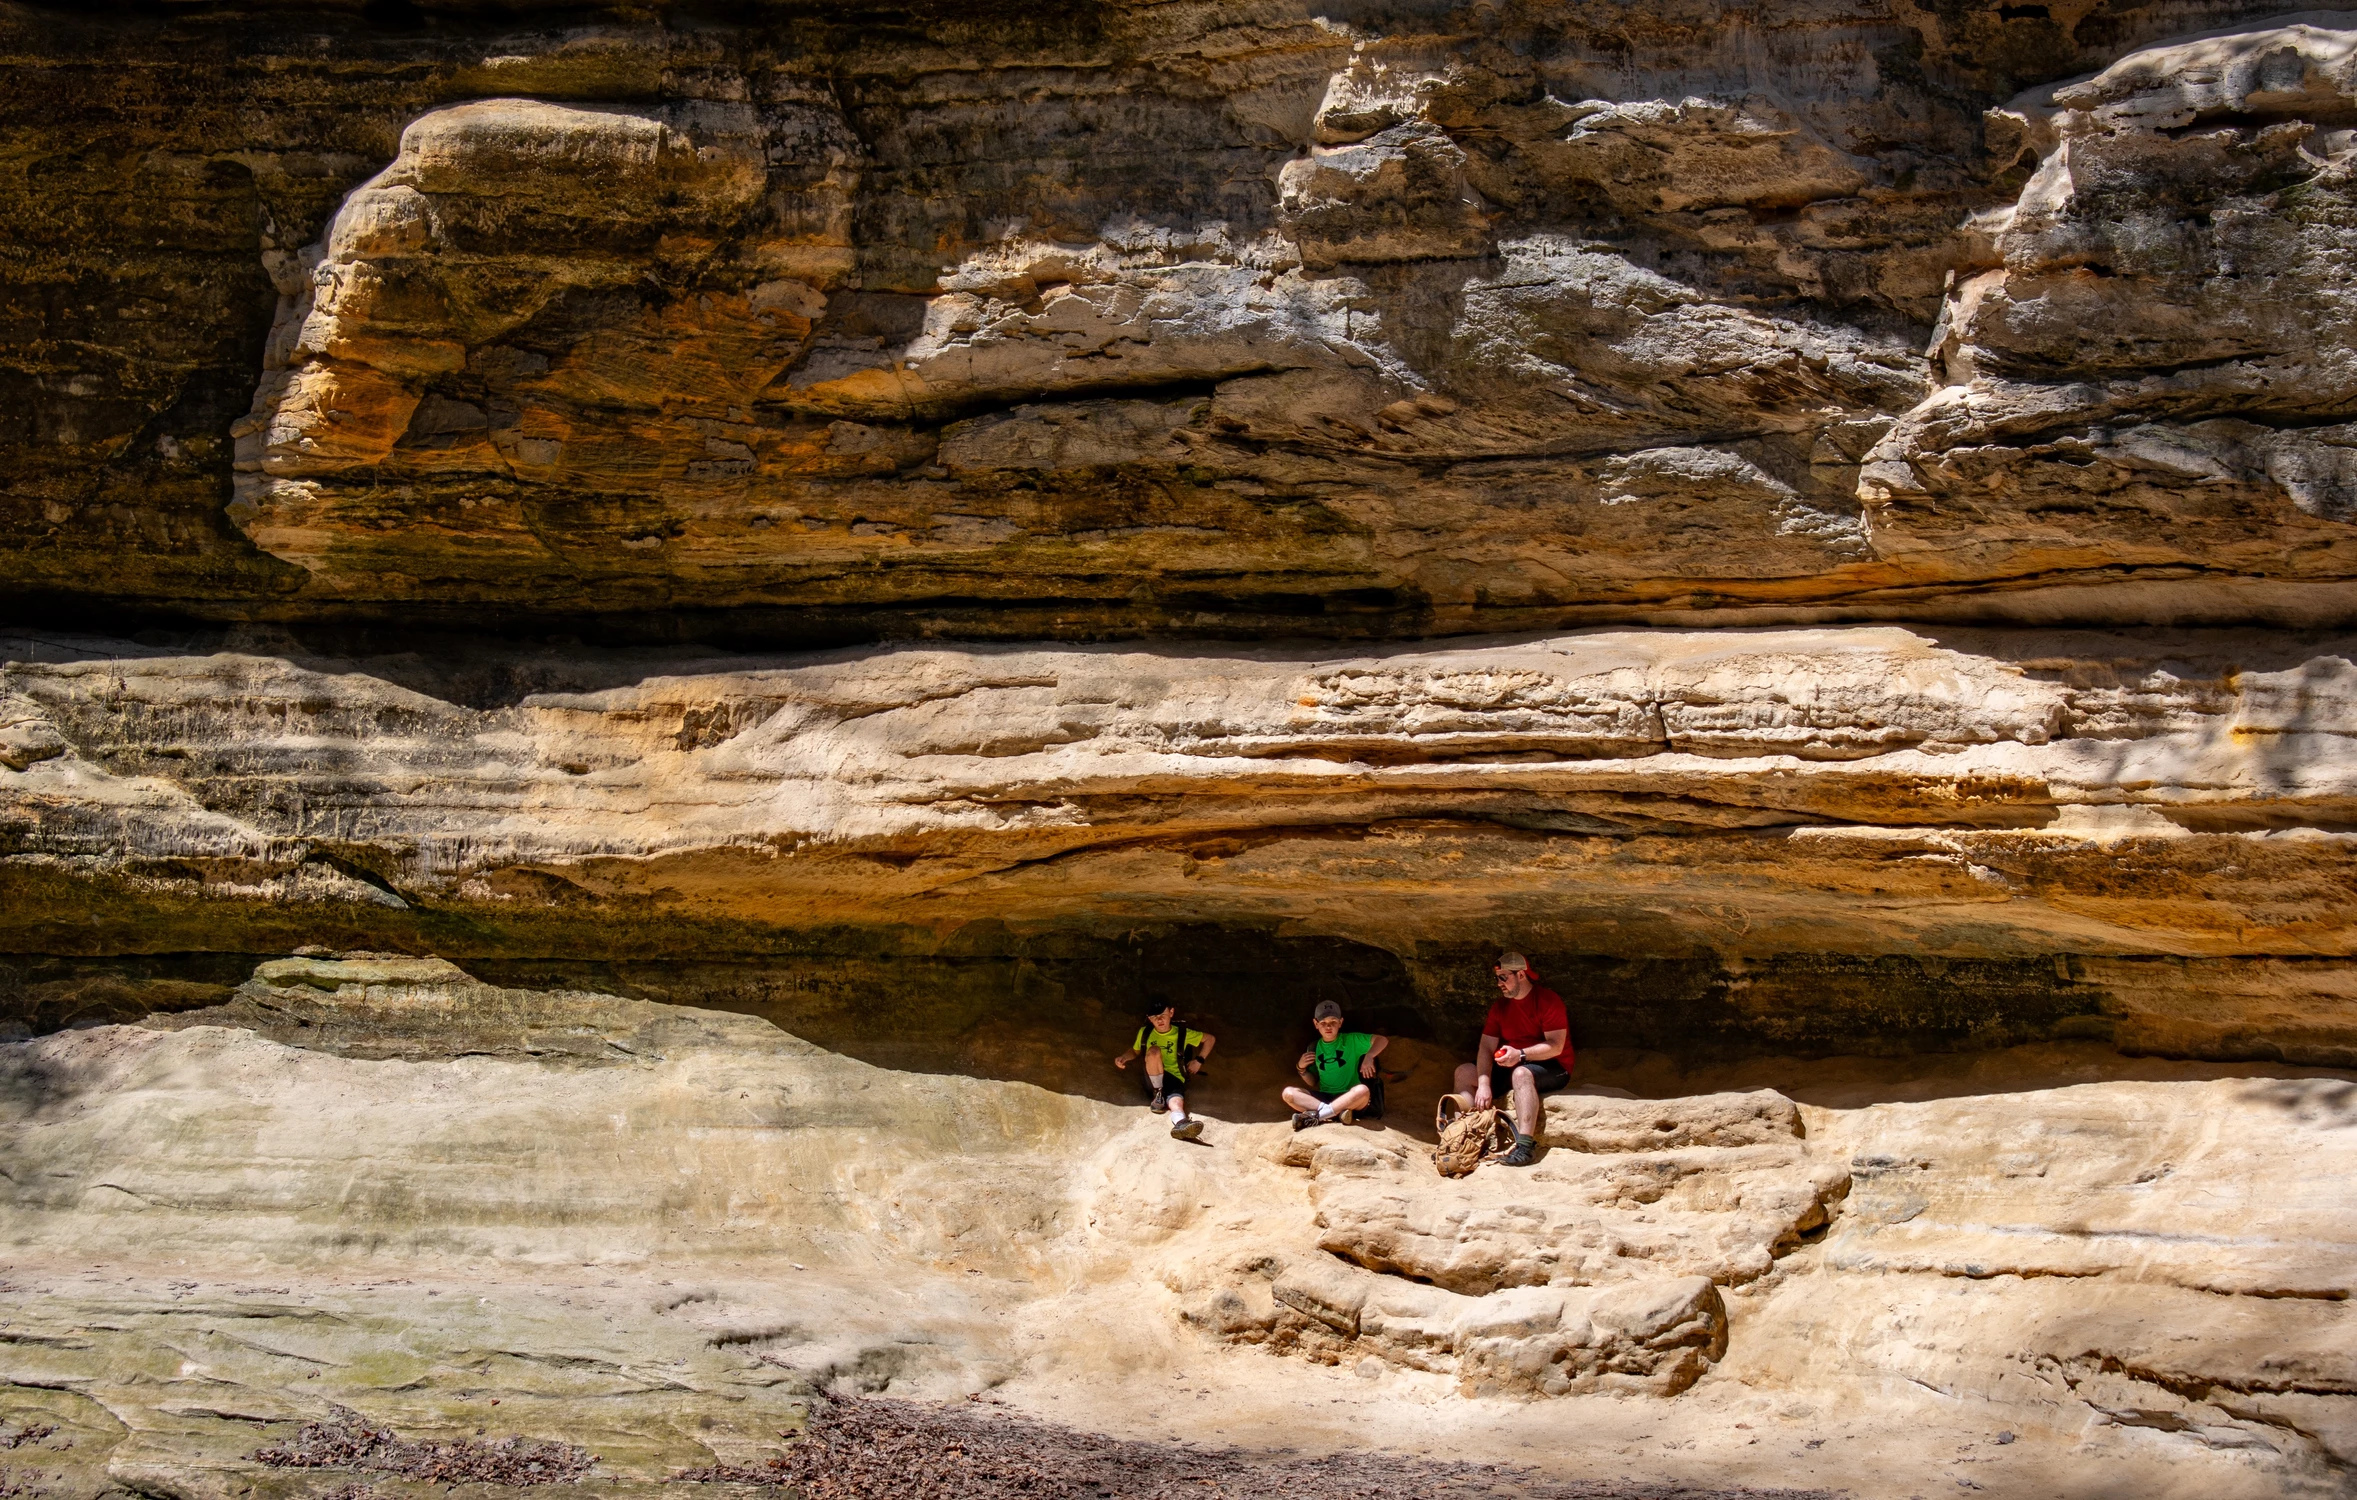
[1311, 999, 1344, 1020]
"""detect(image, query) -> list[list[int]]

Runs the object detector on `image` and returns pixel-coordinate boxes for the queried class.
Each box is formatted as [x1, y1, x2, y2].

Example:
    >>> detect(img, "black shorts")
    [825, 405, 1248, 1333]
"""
[1488, 1057, 1572, 1099]
[1307, 1076, 1386, 1118]
[1139, 1063, 1192, 1098]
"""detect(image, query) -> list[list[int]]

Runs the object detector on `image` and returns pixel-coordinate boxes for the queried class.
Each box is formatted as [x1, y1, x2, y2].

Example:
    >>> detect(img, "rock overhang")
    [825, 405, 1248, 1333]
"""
[4, 621, 2353, 1061]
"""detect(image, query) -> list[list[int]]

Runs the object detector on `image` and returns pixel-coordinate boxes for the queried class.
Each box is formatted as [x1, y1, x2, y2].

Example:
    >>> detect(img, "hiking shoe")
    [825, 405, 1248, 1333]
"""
[1501, 1136, 1537, 1167]
[1171, 1116, 1204, 1142]
[1150, 1088, 1168, 1114]
[1338, 1108, 1356, 1125]
[1291, 1109, 1322, 1132]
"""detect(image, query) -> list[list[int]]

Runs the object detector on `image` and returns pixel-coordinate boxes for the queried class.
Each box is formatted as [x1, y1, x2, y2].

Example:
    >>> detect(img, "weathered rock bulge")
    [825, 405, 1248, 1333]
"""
[10, 2, 2357, 633]
[1178, 1091, 1845, 1398]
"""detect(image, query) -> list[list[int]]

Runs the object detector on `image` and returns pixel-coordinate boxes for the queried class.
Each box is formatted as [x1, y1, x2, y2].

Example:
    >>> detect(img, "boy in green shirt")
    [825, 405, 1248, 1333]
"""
[1283, 999, 1387, 1131]
[1113, 1004, 1215, 1140]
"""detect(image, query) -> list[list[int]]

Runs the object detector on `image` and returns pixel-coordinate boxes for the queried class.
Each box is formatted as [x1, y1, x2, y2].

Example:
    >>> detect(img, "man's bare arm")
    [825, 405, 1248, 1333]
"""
[1472, 1033, 1501, 1100]
[1498, 1028, 1570, 1064]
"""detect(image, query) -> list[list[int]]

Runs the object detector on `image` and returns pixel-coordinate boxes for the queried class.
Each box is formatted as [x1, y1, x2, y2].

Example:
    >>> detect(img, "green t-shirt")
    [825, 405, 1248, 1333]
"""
[1134, 1024, 1206, 1072]
[1306, 1032, 1376, 1094]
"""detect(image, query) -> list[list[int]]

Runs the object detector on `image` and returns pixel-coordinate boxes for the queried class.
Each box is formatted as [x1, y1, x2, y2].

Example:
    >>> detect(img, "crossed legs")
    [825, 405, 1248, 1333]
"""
[1282, 1081, 1370, 1120]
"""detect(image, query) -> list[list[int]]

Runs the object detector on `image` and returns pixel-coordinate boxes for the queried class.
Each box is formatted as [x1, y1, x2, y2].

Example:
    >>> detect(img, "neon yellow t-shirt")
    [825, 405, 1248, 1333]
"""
[1133, 1025, 1205, 1072]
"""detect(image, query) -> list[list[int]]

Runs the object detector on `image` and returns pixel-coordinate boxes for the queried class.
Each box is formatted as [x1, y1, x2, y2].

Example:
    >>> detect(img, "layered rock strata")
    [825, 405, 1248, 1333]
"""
[1870, 16, 2357, 591]
[5, 623, 2354, 1056]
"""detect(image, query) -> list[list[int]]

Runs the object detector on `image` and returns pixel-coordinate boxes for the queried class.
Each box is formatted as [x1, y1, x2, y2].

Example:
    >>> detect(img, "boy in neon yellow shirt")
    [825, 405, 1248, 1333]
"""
[1114, 1004, 1215, 1141]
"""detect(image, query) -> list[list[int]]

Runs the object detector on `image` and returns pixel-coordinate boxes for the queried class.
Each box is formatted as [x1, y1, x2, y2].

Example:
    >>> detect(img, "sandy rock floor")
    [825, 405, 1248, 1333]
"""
[3, 960, 2352, 1500]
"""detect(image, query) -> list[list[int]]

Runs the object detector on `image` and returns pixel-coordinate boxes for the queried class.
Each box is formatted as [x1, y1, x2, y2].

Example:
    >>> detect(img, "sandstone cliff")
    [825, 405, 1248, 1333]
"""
[6, 1, 2357, 1496]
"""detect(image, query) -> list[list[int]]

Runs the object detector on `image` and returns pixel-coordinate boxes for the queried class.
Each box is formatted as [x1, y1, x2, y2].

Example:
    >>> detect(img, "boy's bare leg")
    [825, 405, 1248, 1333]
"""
[1283, 1083, 1369, 1122]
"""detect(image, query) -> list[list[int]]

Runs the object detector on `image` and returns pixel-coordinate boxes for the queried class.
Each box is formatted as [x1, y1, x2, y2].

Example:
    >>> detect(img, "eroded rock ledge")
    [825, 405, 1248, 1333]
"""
[1185, 1091, 1843, 1398]
[6, 3, 2357, 1495]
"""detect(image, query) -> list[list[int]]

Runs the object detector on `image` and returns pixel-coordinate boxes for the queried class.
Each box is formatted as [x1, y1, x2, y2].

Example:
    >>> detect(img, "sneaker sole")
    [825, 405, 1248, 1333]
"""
[1171, 1120, 1204, 1141]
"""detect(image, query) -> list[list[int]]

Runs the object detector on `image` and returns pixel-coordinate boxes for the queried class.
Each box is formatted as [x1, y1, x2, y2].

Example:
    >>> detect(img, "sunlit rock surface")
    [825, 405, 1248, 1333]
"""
[3, 959, 2353, 1497]
[1869, 18, 2357, 592]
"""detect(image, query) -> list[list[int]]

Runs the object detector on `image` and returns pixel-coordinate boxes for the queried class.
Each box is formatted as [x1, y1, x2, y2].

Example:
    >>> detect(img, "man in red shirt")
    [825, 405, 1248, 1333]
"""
[1451, 951, 1573, 1166]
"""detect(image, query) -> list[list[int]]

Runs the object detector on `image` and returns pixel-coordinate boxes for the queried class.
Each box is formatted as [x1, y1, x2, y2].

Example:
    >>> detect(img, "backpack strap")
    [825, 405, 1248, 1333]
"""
[1139, 1023, 1199, 1068]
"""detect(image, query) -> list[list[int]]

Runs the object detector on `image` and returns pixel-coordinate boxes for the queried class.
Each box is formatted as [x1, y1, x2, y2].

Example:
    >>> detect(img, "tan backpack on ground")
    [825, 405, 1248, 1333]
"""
[1432, 1094, 1514, 1177]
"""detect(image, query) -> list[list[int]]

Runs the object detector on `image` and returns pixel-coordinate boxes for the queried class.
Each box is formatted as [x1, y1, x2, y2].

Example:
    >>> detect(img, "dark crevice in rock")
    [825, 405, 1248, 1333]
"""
[0, 938, 2211, 1076]
[2086, 1354, 2357, 1402]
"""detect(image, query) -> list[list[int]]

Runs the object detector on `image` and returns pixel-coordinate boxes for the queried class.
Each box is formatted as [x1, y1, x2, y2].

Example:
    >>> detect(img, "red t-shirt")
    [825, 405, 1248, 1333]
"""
[1484, 984, 1570, 1057]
